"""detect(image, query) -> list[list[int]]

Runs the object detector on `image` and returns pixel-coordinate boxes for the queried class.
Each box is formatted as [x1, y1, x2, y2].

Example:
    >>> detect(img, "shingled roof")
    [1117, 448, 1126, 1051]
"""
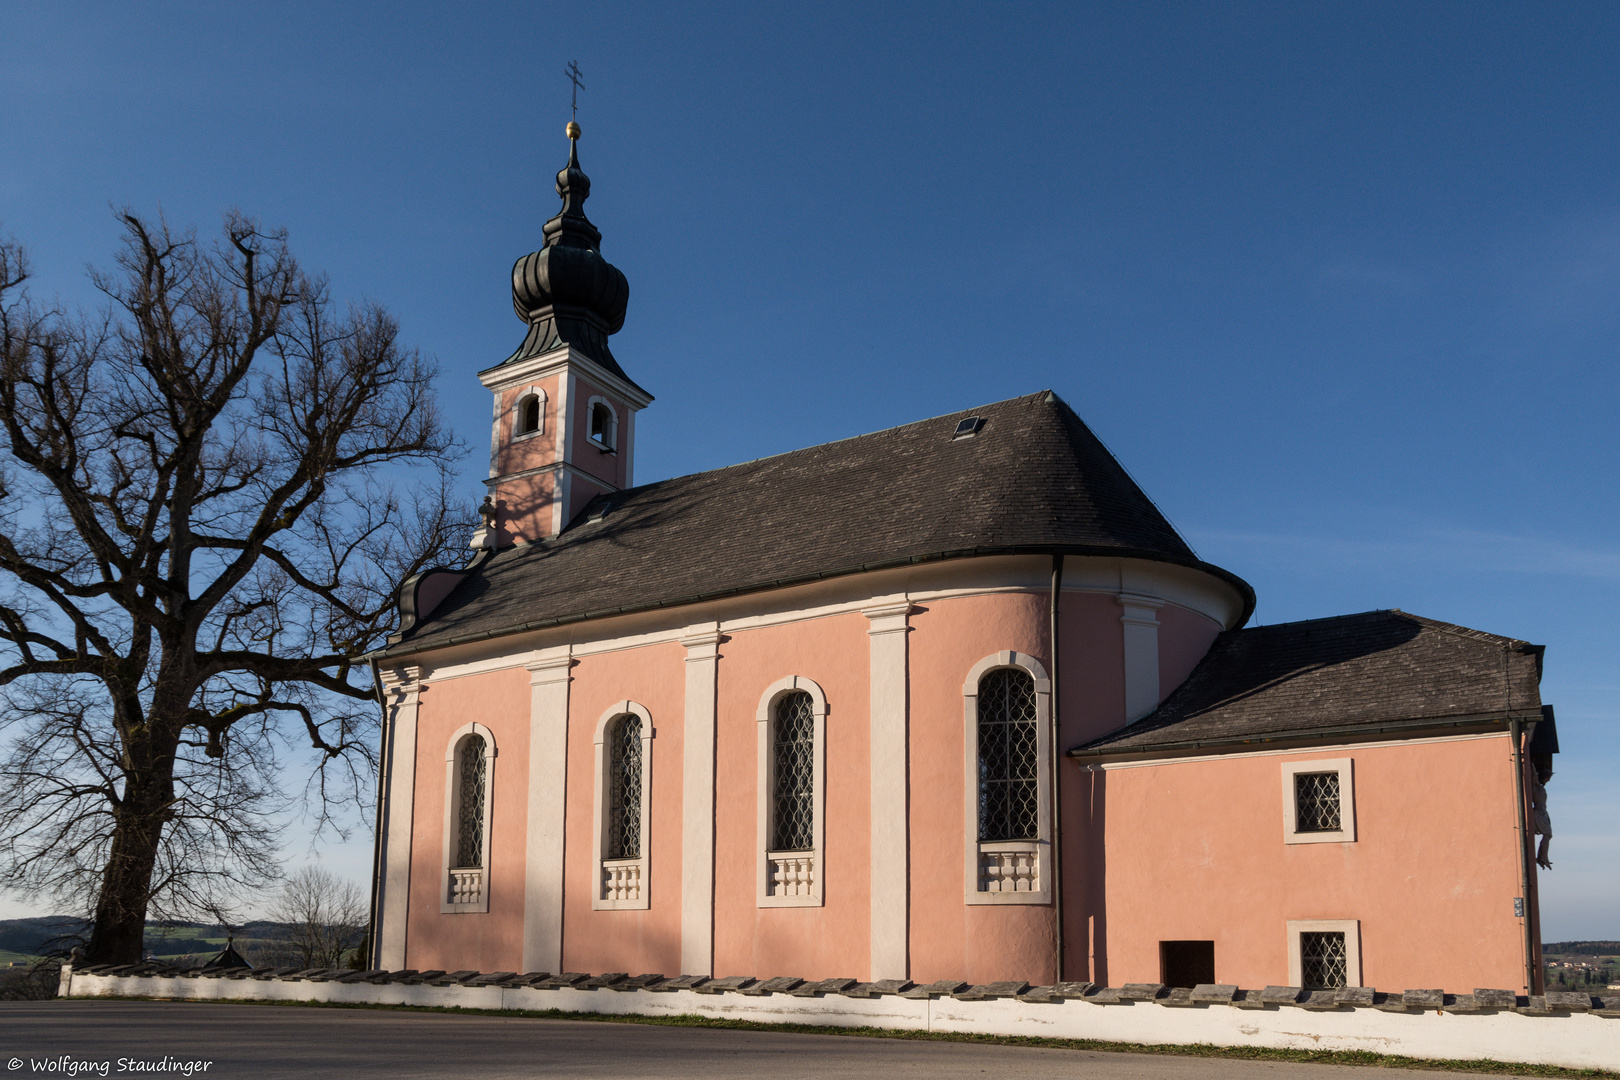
[383, 391, 1253, 655]
[1071, 610, 1544, 759]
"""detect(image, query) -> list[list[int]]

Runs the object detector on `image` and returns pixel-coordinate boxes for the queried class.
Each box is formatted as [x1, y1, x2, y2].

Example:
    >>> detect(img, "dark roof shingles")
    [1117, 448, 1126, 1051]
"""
[1074, 610, 1543, 755]
[394, 392, 1244, 651]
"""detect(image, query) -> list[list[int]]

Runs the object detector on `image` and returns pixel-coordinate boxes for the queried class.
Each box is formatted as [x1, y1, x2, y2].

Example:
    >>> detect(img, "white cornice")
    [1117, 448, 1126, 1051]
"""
[478, 345, 654, 409]
[483, 459, 621, 492]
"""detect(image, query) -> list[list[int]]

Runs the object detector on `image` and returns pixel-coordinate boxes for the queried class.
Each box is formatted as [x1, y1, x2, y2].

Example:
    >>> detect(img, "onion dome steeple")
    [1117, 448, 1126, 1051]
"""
[507, 123, 635, 384]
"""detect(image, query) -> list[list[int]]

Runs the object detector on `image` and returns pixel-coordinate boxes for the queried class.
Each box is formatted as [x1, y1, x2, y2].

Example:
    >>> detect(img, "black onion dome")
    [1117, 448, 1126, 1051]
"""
[507, 136, 636, 385]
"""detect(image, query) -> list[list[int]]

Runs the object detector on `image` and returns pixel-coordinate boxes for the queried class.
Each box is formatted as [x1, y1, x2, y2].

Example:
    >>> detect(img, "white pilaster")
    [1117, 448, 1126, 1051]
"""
[376, 665, 423, 969]
[864, 600, 912, 981]
[522, 647, 574, 974]
[1119, 593, 1165, 723]
[680, 624, 722, 976]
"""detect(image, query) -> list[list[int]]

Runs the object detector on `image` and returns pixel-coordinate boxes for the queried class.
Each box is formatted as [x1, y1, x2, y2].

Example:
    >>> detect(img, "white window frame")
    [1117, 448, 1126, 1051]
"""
[1281, 757, 1356, 844]
[1287, 918, 1362, 988]
[512, 385, 547, 440]
[755, 676, 827, 908]
[440, 722, 497, 914]
[963, 650, 1052, 905]
[592, 700, 653, 911]
[585, 395, 618, 451]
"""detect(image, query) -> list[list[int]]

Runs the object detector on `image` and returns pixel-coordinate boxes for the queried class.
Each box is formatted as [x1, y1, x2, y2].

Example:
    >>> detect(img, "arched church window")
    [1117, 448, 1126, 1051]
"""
[455, 733, 488, 867]
[593, 701, 653, 910]
[516, 394, 541, 435]
[607, 714, 643, 860]
[772, 691, 815, 851]
[962, 652, 1052, 905]
[755, 676, 826, 907]
[976, 668, 1039, 842]
[441, 723, 496, 913]
[587, 398, 617, 450]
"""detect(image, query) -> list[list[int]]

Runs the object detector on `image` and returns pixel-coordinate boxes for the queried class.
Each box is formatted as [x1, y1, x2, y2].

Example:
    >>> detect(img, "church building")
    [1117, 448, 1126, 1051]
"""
[368, 128, 1558, 995]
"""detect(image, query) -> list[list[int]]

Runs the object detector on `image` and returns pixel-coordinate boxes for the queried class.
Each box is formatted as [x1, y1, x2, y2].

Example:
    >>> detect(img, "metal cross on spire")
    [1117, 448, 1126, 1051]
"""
[565, 60, 585, 122]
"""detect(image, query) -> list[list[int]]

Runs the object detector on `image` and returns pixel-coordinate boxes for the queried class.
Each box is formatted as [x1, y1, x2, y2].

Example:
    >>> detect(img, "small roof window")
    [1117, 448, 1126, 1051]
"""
[952, 416, 985, 439]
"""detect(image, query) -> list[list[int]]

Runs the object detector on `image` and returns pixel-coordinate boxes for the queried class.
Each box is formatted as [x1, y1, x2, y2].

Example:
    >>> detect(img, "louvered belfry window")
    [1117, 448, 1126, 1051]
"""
[455, 734, 487, 868]
[771, 691, 815, 851]
[1300, 931, 1349, 988]
[607, 715, 643, 860]
[1295, 771, 1342, 832]
[977, 668, 1040, 842]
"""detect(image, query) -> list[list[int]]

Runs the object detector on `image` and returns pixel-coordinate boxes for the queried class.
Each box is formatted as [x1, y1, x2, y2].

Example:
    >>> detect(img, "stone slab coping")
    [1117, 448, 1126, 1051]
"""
[467, 972, 518, 987]
[789, 978, 856, 997]
[62, 965, 1620, 1018]
[952, 981, 1029, 1001]
[901, 980, 967, 999]
[335, 969, 390, 984]
[694, 976, 755, 994]
[739, 976, 801, 996]
[532, 972, 591, 990]
[1051, 981, 1095, 1000]
[841, 980, 913, 998]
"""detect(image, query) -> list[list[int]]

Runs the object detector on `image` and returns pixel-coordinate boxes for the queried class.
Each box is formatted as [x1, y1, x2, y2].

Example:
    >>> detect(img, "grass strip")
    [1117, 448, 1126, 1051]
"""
[56, 993, 1618, 1079]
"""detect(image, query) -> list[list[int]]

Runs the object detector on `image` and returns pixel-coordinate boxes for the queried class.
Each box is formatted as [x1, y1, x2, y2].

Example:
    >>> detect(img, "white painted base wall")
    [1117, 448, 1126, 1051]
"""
[61, 969, 1619, 1072]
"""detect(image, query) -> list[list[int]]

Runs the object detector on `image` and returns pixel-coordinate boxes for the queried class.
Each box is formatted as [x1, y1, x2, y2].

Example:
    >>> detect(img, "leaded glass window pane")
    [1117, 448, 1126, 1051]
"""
[455, 735, 486, 868]
[977, 668, 1039, 842]
[1295, 772, 1342, 832]
[772, 691, 815, 851]
[607, 715, 643, 860]
[1300, 931, 1349, 989]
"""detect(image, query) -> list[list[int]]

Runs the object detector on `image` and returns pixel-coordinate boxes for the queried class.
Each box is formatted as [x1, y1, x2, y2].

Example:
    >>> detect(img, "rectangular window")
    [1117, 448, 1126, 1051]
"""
[1287, 919, 1362, 988]
[1159, 940, 1215, 988]
[1294, 771, 1341, 832]
[1281, 758, 1356, 844]
[1300, 931, 1349, 989]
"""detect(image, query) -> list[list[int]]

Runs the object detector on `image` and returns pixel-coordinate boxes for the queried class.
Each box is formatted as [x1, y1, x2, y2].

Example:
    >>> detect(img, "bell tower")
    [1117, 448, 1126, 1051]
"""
[474, 122, 652, 547]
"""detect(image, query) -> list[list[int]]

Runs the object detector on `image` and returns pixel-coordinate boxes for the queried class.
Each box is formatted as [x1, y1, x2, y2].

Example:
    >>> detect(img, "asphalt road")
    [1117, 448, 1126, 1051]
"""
[1, 1001, 1541, 1079]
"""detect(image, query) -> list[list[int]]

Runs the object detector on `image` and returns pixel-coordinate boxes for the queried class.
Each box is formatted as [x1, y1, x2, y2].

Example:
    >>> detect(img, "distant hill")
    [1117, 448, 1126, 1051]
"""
[0, 917, 89, 956]
[1544, 941, 1620, 955]
[0, 917, 307, 959]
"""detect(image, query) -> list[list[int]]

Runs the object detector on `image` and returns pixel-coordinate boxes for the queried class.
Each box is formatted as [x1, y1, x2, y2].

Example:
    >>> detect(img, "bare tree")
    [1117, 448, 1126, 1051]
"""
[262, 865, 367, 969]
[0, 212, 468, 963]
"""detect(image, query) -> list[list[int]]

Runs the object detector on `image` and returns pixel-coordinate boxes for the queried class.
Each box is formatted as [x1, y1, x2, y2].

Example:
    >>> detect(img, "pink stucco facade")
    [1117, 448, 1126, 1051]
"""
[1073, 736, 1534, 991]
[384, 559, 1542, 991]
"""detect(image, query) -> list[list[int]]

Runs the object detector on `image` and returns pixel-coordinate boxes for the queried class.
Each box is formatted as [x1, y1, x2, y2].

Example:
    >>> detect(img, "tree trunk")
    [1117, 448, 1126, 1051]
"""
[84, 730, 178, 965]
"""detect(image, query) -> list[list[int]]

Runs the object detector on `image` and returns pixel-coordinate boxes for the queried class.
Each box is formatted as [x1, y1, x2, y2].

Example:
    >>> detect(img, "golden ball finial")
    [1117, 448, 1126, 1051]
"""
[566, 121, 581, 140]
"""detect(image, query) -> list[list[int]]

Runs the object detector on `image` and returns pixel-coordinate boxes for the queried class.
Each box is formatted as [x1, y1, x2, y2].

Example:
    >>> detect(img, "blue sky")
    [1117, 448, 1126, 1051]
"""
[1, 2, 1614, 938]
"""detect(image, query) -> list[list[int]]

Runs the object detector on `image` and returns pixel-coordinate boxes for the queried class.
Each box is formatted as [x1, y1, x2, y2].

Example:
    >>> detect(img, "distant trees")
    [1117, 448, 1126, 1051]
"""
[259, 866, 366, 969]
[0, 213, 468, 963]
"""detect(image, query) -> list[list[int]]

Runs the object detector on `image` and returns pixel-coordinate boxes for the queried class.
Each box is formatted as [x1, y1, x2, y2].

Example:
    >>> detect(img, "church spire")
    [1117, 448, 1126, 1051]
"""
[507, 123, 634, 384]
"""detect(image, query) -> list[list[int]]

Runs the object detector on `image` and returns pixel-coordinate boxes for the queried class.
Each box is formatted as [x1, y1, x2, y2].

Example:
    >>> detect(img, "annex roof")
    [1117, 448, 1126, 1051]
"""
[383, 391, 1253, 655]
[1070, 609, 1545, 759]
